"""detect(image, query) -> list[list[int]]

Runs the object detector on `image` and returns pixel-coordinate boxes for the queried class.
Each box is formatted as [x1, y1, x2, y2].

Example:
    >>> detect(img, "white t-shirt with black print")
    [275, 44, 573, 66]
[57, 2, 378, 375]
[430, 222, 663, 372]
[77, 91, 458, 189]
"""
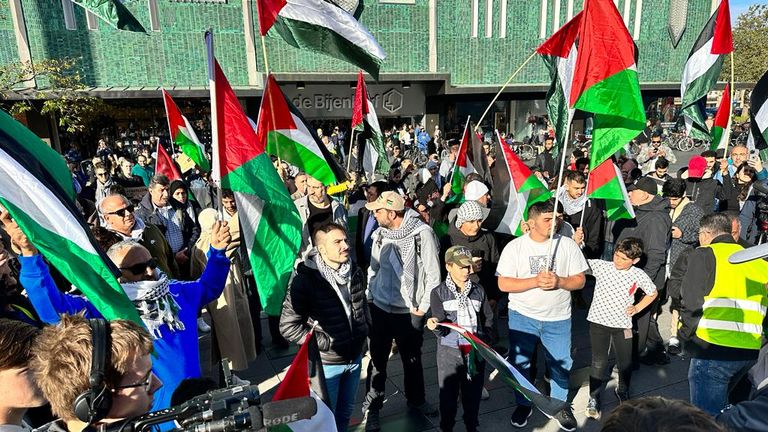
[587, 259, 657, 329]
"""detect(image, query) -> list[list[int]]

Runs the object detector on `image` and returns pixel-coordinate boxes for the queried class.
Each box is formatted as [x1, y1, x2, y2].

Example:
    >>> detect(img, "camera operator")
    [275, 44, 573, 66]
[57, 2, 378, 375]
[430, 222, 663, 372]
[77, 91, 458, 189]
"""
[30, 315, 161, 432]
[719, 161, 768, 244]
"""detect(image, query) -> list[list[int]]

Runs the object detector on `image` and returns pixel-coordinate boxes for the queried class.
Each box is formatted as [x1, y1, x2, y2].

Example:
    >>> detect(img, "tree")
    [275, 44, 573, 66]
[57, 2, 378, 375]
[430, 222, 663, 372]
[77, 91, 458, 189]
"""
[727, 4, 768, 84]
[0, 58, 106, 133]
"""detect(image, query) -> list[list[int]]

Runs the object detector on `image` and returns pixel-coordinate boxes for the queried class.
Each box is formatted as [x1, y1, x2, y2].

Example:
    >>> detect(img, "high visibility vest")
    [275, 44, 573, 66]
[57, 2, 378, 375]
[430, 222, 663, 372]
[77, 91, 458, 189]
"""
[695, 242, 768, 350]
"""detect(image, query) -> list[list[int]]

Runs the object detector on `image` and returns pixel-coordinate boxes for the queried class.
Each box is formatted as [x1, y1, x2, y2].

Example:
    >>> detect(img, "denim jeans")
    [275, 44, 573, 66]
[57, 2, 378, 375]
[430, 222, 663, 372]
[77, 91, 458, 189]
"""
[507, 310, 573, 405]
[323, 356, 363, 432]
[688, 357, 755, 415]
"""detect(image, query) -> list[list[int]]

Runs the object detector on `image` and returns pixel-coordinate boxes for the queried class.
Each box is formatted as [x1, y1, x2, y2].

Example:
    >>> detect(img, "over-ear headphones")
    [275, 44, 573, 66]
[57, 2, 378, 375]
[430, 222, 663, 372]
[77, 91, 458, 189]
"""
[73, 318, 113, 424]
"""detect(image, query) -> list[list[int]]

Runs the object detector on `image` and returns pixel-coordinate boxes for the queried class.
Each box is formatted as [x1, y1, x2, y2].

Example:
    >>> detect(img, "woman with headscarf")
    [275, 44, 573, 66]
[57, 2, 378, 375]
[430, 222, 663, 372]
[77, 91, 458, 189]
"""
[721, 163, 766, 244]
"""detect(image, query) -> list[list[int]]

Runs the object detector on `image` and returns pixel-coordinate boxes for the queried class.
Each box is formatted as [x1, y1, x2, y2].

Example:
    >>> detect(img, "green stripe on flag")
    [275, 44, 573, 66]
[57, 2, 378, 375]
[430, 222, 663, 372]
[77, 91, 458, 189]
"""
[175, 132, 210, 172]
[266, 131, 337, 186]
[590, 179, 633, 220]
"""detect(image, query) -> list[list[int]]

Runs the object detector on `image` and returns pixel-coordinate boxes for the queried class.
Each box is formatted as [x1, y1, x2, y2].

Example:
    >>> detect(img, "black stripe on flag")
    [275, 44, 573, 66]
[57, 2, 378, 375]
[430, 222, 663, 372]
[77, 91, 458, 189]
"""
[483, 139, 512, 233]
[688, 4, 719, 56]
[750, 69, 768, 150]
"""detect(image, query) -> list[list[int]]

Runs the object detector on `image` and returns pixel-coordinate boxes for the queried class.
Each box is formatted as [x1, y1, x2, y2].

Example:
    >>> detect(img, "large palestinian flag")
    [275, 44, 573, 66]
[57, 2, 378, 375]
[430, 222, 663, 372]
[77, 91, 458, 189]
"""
[352, 71, 389, 180]
[537, 12, 581, 154]
[162, 89, 210, 172]
[484, 132, 551, 235]
[436, 322, 566, 417]
[571, 0, 645, 169]
[207, 32, 302, 316]
[587, 159, 635, 220]
[747, 69, 768, 153]
[72, 0, 145, 32]
[680, 0, 732, 141]
[256, 0, 386, 79]
[259, 75, 347, 186]
[270, 331, 336, 431]
[710, 84, 732, 151]
[0, 109, 142, 325]
[446, 119, 476, 204]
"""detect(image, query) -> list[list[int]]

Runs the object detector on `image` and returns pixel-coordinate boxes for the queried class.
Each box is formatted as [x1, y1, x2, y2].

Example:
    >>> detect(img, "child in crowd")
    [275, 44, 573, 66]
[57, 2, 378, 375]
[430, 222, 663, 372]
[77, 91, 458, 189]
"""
[427, 246, 492, 432]
[585, 237, 658, 420]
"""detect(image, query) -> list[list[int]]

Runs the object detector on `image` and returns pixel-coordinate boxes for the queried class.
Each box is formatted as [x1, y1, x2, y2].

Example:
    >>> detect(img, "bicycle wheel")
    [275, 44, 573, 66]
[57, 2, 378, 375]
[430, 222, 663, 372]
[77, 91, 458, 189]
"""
[520, 145, 536, 161]
[679, 137, 695, 152]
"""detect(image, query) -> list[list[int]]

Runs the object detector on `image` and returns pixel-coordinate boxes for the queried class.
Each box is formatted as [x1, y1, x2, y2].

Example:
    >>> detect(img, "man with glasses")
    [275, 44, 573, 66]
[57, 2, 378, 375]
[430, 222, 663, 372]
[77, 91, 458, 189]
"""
[100, 194, 178, 278]
[679, 213, 768, 415]
[637, 132, 676, 175]
[2, 212, 231, 413]
[30, 315, 161, 432]
[94, 168, 115, 203]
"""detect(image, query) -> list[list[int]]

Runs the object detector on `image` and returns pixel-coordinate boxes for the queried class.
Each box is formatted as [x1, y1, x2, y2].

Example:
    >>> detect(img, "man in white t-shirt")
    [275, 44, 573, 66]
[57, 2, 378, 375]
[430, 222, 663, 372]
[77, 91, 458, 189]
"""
[497, 199, 588, 432]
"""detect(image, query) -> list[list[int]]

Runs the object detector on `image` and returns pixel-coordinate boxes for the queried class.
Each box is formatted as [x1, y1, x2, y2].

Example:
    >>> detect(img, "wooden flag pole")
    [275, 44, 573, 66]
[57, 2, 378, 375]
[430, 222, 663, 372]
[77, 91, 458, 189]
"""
[205, 29, 224, 220]
[546, 121, 572, 271]
[579, 171, 590, 228]
[475, 51, 537, 131]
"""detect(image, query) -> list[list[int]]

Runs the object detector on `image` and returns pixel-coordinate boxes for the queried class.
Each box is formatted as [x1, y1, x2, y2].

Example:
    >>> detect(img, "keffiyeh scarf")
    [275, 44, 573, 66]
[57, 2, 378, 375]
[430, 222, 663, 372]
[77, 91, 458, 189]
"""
[378, 212, 425, 299]
[121, 270, 185, 338]
[557, 186, 587, 216]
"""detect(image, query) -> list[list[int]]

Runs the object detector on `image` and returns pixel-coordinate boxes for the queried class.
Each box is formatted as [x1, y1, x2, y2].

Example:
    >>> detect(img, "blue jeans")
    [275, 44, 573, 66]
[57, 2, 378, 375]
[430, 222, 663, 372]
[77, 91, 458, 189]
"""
[323, 356, 362, 432]
[688, 357, 755, 415]
[507, 310, 573, 405]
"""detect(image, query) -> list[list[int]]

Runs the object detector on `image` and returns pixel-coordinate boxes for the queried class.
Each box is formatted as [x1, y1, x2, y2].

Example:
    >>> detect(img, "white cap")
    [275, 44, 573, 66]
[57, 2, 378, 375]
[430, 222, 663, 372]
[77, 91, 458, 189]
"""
[464, 181, 489, 201]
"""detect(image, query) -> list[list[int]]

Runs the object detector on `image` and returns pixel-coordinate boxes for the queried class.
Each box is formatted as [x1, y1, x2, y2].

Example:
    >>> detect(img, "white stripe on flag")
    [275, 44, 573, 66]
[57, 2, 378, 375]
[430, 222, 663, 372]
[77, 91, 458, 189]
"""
[755, 99, 768, 134]
[281, 391, 337, 432]
[233, 192, 264, 255]
[681, 39, 719, 101]
[0, 147, 96, 255]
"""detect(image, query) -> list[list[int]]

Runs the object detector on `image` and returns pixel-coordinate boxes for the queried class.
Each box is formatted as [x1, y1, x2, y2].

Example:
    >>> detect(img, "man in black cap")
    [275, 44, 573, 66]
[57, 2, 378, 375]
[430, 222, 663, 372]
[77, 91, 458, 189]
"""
[615, 176, 672, 365]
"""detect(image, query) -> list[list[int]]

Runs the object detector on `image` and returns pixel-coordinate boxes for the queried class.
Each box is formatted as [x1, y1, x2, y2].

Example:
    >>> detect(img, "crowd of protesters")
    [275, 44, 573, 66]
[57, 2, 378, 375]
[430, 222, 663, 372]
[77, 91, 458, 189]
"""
[1, 119, 768, 432]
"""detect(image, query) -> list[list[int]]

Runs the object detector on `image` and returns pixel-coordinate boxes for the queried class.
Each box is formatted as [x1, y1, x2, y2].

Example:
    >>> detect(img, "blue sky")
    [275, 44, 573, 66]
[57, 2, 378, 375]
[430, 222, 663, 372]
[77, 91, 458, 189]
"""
[731, 0, 768, 23]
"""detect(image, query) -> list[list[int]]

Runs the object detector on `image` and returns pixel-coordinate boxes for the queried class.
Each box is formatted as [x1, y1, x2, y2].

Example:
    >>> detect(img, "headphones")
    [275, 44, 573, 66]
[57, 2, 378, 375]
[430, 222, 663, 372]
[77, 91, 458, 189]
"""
[73, 318, 113, 424]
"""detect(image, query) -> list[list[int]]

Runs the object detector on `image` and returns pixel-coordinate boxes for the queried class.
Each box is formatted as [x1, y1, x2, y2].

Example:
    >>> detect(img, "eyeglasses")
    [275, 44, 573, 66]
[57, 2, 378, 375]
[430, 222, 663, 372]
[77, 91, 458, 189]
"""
[105, 205, 135, 217]
[114, 370, 153, 393]
[120, 258, 157, 275]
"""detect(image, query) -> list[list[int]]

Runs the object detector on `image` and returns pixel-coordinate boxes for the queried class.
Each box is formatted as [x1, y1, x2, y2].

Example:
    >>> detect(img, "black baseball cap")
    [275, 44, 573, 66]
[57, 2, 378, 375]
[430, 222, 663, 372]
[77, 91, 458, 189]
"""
[626, 176, 658, 195]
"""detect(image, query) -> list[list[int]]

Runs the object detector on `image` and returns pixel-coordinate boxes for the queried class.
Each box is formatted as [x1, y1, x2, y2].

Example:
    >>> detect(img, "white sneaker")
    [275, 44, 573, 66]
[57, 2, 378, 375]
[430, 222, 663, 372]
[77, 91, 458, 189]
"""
[197, 317, 211, 333]
[481, 386, 490, 400]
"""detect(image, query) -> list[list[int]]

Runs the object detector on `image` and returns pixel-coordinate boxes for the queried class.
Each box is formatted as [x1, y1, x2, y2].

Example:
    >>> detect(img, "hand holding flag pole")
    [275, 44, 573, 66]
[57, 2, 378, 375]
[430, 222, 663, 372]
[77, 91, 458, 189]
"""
[206, 29, 224, 221]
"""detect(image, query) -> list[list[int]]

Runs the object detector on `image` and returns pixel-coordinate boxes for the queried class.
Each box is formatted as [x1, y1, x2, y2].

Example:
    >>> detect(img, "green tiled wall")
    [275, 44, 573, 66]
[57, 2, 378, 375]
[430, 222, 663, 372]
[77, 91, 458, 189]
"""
[5, 0, 710, 88]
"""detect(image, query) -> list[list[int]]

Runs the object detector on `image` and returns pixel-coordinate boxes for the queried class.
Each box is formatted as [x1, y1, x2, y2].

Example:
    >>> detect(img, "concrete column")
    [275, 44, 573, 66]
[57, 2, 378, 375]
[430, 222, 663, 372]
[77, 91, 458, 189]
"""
[429, 0, 437, 72]
[242, 0, 261, 87]
[9, 0, 35, 88]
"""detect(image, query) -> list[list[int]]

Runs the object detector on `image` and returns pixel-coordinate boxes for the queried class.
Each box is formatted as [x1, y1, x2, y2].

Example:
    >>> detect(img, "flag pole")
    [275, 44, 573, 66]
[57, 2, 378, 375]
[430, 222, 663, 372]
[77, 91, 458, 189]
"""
[723, 52, 735, 158]
[475, 51, 537, 132]
[205, 29, 224, 220]
[256, 1, 284, 170]
[446, 116, 472, 185]
[579, 172, 590, 228]
[546, 122, 572, 271]
[161, 89, 176, 157]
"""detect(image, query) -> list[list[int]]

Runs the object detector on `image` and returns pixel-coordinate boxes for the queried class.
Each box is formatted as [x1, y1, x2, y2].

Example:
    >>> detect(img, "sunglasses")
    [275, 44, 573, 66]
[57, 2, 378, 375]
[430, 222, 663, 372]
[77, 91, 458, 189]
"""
[106, 204, 135, 217]
[120, 258, 157, 275]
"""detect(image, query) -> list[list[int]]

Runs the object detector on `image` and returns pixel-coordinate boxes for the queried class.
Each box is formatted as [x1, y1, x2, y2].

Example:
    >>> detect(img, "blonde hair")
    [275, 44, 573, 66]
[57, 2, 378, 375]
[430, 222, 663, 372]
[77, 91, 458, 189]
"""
[30, 315, 153, 421]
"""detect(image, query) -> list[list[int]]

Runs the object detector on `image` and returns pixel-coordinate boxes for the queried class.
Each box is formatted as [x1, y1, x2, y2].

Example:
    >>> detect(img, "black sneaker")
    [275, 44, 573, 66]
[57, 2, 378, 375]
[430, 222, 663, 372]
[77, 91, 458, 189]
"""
[364, 409, 380, 431]
[407, 401, 439, 417]
[551, 407, 577, 432]
[615, 387, 630, 404]
[585, 397, 601, 420]
[510, 405, 533, 428]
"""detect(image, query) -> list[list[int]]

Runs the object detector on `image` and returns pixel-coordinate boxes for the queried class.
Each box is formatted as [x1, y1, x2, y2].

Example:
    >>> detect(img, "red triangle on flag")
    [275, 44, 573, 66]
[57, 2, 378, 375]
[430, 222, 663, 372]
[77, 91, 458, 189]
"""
[536, 12, 582, 58]
[255, 75, 298, 149]
[161, 89, 185, 142]
[155, 142, 181, 181]
[499, 141, 534, 192]
[711, 0, 733, 55]
[256, 0, 287, 36]
[272, 331, 312, 401]
[352, 71, 369, 129]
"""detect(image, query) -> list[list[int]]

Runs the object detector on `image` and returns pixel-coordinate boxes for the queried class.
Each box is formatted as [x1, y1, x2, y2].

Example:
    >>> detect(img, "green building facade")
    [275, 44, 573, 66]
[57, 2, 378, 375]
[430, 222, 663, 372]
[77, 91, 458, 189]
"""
[2, 0, 717, 142]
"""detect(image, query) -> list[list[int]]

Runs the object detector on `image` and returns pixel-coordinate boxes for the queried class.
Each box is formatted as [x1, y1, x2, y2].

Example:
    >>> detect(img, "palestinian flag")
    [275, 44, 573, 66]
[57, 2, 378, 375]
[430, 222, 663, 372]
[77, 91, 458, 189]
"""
[436, 322, 566, 417]
[680, 0, 732, 141]
[256, 0, 386, 79]
[207, 32, 302, 316]
[72, 0, 145, 32]
[155, 142, 182, 181]
[587, 159, 635, 220]
[747, 69, 768, 153]
[710, 84, 732, 151]
[537, 12, 581, 155]
[259, 75, 347, 186]
[447, 118, 476, 204]
[352, 71, 389, 181]
[484, 132, 552, 235]
[162, 89, 210, 172]
[0, 109, 142, 325]
[571, 0, 645, 170]
[470, 125, 492, 185]
[270, 331, 337, 432]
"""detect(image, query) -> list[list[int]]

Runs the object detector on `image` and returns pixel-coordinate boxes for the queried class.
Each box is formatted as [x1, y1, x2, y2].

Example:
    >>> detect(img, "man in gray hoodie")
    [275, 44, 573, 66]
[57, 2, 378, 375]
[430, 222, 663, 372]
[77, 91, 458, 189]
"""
[362, 191, 441, 431]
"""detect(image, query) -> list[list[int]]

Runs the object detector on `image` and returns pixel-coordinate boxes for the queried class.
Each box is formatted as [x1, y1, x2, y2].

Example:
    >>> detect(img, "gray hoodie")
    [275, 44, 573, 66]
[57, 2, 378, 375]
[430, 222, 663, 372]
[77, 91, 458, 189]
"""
[367, 209, 441, 314]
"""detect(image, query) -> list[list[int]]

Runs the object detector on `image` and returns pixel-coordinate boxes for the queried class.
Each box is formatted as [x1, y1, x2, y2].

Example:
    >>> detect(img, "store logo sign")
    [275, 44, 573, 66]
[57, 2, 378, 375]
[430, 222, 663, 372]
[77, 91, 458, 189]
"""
[382, 89, 403, 114]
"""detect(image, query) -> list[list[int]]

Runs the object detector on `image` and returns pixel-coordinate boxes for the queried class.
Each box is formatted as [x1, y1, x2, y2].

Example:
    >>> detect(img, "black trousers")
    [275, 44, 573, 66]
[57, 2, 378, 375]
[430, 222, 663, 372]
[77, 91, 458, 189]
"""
[634, 296, 664, 357]
[364, 304, 426, 410]
[437, 345, 485, 432]
[589, 322, 634, 400]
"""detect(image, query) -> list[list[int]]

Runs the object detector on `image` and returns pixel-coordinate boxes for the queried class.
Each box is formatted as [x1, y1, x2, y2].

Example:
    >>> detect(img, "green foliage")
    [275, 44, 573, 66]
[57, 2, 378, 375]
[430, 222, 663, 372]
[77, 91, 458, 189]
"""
[0, 58, 106, 133]
[727, 4, 768, 83]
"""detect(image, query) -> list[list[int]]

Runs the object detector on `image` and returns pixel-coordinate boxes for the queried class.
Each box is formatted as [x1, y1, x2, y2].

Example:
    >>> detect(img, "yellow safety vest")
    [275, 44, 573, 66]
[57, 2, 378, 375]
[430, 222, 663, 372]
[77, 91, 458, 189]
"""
[695, 242, 768, 350]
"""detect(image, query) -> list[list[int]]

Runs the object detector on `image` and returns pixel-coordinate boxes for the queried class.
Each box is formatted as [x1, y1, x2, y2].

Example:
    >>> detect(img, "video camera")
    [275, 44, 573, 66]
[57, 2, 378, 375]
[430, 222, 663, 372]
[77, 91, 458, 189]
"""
[103, 363, 317, 432]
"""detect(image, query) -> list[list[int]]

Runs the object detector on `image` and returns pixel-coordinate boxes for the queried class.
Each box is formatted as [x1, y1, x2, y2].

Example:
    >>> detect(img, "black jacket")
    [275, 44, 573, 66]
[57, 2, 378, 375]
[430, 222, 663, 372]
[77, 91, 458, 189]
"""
[440, 223, 500, 300]
[677, 168, 722, 214]
[354, 207, 377, 271]
[279, 260, 369, 365]
[679, 235, 759, 361]
[430, 280, 493, 342]
[563, 199, 604, 259]
[535, 151, 556, 177]
[135, 193, 201, 254]
[615, 195, 671, 290]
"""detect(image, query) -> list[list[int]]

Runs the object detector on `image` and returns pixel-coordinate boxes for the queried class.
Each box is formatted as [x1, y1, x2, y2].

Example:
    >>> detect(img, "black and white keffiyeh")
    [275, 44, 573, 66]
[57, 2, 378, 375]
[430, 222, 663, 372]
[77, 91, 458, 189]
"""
[121, 270, 185, 338]
[378, 211, 425, 298]
[444, 276, 478, 336]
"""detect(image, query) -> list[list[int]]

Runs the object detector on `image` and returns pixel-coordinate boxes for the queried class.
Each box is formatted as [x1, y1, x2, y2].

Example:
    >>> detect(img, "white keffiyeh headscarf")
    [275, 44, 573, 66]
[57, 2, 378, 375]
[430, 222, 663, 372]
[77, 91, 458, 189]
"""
[121, 270, 185, 338]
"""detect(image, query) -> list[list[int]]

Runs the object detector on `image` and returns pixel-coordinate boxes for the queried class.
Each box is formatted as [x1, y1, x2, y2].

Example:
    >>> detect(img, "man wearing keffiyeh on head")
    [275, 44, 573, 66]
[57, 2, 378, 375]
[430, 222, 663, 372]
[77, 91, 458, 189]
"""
[427, 246, 493, 432]
[3, 213, 231, 414]
[363, 191, 442, 431]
